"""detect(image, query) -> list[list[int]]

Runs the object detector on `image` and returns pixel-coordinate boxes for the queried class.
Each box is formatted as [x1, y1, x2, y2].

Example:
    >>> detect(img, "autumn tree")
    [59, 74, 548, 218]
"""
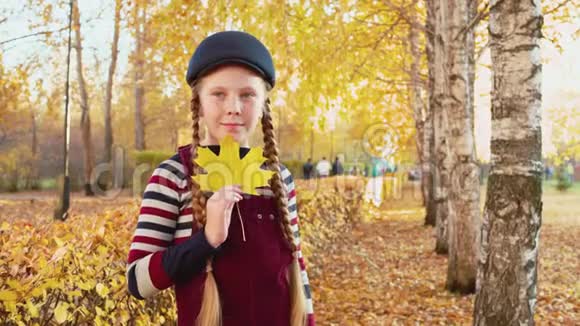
[133, 0, 147, 150]
[429, 0, 452, 255]
[473, 0, 543, 323]
[445, 0, 480, 294]
[424, 0, 438, 227]
[72, 0, 95, 196]
[103, 0, 122, 163]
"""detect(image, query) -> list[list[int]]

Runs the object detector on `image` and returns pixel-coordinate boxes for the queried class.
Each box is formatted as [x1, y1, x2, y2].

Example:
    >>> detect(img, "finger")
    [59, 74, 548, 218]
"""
[228, 191, 242, 202]
[219, 188, 236, 201]
[229, 191, 243, 201]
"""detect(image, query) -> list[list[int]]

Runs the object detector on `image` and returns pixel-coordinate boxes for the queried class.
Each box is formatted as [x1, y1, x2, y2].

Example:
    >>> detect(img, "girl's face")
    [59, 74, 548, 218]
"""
[198, 64, 268, 147]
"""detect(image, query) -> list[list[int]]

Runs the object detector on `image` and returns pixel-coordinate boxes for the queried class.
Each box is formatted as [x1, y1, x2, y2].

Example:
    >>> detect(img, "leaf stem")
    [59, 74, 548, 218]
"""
[235, 202, 246, 242]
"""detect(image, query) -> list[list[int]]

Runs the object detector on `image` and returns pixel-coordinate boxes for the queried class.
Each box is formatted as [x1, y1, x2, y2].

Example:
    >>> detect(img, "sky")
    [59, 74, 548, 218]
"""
[474, 18, 580, 161]
[1, 1, 579, 161]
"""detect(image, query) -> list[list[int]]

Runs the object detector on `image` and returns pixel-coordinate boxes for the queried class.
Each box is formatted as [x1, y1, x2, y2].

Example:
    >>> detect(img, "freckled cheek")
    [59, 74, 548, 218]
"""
[201, 98, 221, 113]
[242, 105, 262, 126]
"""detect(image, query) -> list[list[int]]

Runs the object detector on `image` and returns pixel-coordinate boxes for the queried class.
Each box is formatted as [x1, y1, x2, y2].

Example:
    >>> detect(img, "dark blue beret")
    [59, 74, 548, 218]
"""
[186, 31, 275, 88]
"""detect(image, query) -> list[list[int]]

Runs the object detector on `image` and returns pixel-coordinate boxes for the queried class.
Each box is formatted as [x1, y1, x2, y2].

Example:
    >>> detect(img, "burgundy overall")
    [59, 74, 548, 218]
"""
[176, 146, 294, 326]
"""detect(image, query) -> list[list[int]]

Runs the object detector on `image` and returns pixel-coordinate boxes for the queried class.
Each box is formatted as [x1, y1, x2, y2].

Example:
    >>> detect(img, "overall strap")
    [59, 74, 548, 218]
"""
[178, 144, 194, 185]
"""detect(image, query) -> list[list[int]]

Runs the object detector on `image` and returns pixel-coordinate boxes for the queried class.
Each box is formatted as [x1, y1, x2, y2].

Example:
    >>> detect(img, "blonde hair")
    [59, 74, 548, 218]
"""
[189, 79, 307, 326]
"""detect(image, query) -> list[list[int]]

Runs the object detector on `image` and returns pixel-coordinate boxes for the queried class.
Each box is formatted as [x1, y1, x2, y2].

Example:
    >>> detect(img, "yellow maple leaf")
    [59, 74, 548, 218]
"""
[192, 135, 275, 195]
[54, 302, 69, 324]
[0, 289, 17, 301]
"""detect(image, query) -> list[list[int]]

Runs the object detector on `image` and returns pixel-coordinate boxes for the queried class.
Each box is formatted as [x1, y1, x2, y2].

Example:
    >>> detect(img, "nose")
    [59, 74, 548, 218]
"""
[225, 96, 242, 115]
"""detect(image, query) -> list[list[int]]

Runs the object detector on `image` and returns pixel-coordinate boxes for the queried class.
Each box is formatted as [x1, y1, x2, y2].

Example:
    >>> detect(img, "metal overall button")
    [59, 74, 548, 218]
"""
[257, 213, 263, 220]
[269, 213, 275, 220]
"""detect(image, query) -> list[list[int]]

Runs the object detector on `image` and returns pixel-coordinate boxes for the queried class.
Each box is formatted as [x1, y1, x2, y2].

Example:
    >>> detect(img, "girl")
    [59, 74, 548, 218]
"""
[126, 31, 315, 326]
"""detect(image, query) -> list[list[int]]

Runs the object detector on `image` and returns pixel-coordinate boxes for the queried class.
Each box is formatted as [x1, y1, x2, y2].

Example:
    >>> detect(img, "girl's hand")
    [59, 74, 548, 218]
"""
[204, 185, 243, 248]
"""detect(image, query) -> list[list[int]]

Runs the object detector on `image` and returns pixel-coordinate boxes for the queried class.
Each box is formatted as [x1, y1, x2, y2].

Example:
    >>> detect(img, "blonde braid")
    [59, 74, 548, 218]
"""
[261, 98, 307, 326]
[190, 82, 221, 326]
[190, 84, 207, 228]
[261, 99, 296, 251]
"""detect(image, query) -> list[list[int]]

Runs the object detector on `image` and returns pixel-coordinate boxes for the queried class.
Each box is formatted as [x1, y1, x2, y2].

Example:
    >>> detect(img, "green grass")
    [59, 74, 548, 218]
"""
[38, 178, 57, 190]
[542, 180, 580, 225]
[543, 179, 580, 194]
[478, 180, 579, 225]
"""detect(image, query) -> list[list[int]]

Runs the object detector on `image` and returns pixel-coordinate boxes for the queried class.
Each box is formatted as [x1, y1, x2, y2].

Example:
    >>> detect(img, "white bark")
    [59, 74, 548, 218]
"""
[409, 0, 429, 210]
[445, 0, 481, 294]
[425, 0, 437, 227]
[433, 0, 452, 255]
[474, 0, 543, 324]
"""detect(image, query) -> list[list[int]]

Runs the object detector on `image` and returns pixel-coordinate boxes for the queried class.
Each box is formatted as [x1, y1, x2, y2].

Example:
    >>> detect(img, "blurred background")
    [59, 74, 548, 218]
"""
[0, 1, 578, 325]
[0, 0, 577, 195]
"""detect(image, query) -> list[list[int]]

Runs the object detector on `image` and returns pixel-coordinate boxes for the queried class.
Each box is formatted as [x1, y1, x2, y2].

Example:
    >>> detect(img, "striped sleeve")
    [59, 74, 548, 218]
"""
[126, 157, 185, 299]
[281, 166, 315, 326]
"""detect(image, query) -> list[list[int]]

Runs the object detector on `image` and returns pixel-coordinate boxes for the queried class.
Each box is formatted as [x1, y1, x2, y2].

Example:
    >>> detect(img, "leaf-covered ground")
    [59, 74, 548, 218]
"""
[308, 187, 579, 325]
[0, 184, 578, 325]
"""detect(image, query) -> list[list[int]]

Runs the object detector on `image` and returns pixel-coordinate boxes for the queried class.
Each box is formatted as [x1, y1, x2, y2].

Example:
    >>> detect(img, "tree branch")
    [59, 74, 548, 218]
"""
[349, 15, 404, 82]
[544, 0, 573, 16]
[1, 13, 104, 46]
[457, 1, 491, 40]
[0, 26, 68, 45]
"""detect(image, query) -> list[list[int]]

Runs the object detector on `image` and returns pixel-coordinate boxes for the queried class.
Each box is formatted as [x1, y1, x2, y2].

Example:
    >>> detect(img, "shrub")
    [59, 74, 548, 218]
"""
[0, 180, 367, 324]
[555, 165, 572, 191]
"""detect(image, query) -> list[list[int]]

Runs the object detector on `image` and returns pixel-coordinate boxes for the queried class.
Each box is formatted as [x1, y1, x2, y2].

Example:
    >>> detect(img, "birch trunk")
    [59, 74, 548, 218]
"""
[433, 0, 452, 255]
[134, 0, 146, 151]
[73, 0, 95, 196]
[445, 0, 480, 294]
[409, 0, 428, 211]
[473, 0, 543, 324]
[424, 0, 437, 227]
[104, 0, 121, 162]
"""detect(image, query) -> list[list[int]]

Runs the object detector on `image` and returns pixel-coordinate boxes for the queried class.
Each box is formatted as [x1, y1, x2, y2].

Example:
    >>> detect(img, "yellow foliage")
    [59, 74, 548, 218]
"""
[0, 177, 366, 324]
[0, 205, 176, 324]
[0, 290, 17, 301]
[53, 302, 69, 324]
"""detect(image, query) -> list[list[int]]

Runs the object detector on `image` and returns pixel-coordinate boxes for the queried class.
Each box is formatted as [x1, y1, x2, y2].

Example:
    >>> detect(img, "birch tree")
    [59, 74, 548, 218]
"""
[408, 0, 430, 213]
[445, 0, 480, 294]
[474, 0, 543, 323]
[431, 0, 452, 255]
[424, 0, 437, 227]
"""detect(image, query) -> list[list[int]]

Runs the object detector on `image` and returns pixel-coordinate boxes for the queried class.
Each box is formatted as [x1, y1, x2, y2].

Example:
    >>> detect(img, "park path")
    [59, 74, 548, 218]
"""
[309, 201, 579, 325]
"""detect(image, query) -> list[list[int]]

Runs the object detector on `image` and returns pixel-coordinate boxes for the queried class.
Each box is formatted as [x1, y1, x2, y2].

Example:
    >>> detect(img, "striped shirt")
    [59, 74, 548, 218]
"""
[126, 145, 315, 325]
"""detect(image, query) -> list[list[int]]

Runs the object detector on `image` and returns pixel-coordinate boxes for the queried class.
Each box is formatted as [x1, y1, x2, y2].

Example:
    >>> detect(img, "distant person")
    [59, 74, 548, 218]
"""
[548, 166, 554, 180]
[303, 158, 314, 179]
[316, 157, 331, 178]
[566, 162, 574, 183]
[332, 156, 344, 176]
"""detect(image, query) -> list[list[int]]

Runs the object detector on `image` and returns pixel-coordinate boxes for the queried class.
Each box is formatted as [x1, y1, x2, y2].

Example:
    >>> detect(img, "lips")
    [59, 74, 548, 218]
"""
[221, 123, 243, 132]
